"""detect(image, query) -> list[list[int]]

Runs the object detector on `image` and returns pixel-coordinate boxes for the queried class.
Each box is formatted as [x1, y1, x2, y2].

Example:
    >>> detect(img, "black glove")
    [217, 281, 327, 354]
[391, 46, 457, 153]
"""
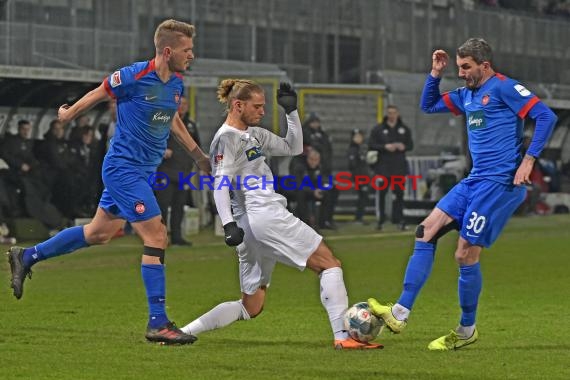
[277, 82, 297, 114]
[223, 221, 244, 247]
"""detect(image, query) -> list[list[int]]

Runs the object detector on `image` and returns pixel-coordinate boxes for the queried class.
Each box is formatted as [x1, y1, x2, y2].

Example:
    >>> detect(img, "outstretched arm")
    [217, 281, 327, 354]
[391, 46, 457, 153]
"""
[171, 113, 211, 173]
[261, 83, 303, 156]
[58, 83, 110, 124]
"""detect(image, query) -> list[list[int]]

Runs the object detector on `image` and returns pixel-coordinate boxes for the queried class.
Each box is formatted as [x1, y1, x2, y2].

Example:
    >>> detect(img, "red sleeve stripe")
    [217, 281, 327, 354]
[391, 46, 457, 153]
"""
[102, 78, 115, 98]
[135, 59, 156, 80]
[517, 95, 540, 119]
[442, 93, 461, 116]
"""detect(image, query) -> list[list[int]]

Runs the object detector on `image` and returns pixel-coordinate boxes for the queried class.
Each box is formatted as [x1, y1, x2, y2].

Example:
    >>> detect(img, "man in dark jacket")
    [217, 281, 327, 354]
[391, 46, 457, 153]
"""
[302, 113, 333, 174]
[368, 105, 413, 230]
[1, 120, 66, 230]
[347, 129, 370, 223]
[156, 97, 201, 246]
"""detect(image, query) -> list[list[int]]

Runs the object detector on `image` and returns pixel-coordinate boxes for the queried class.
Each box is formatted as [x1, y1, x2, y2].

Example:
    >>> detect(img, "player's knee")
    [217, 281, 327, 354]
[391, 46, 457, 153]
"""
[415, 224, 435, 242]
[416, 221, 459, 244]
[454, 249, 470, 265]
[454, 245, 480, 266]
[144, 246, 165, 264]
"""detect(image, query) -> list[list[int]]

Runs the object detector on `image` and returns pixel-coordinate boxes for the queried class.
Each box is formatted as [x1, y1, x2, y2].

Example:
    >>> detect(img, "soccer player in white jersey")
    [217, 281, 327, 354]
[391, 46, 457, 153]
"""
[180, 79, 382, 350]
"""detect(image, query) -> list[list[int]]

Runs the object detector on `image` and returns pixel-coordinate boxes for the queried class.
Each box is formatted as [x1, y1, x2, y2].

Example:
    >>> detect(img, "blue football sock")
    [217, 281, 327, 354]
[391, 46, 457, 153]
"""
[24, 226, 89, 268]
[141, 263, 169, 328]
[458, 262, 482, 327]
[397, 241, 436, 310]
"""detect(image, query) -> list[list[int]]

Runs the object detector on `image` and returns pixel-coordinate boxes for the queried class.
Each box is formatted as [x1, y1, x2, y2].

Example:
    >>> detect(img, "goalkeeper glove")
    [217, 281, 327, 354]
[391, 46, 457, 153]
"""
[277, 82, 297, 114]
[223, 222, 244, 246]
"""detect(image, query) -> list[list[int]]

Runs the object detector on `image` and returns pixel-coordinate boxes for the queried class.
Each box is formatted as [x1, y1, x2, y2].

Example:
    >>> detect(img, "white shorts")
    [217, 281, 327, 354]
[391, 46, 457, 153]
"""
[235, 203, 322, 295]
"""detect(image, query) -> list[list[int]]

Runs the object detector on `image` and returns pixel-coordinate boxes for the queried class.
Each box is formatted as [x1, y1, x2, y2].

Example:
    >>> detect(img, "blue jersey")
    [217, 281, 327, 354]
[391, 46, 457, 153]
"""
[420, 73, 540, 185]
[103, 59, 184, 169]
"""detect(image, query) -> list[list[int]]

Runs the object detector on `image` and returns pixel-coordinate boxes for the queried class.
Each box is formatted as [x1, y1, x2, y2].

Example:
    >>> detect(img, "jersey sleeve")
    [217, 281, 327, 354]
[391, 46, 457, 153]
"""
[499, 79, 540, 119]
[102, 64, 137, 100]
[211, 131, 238, 225]
[420, 74, 464, 116]
[210, 132, 239, 177]
[256, 110, 303, 156]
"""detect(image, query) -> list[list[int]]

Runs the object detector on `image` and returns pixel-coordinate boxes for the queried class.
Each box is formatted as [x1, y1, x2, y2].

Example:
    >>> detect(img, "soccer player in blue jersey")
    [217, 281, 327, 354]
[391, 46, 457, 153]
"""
[368, 38, 557, 350]
[7, 19, 210, 345]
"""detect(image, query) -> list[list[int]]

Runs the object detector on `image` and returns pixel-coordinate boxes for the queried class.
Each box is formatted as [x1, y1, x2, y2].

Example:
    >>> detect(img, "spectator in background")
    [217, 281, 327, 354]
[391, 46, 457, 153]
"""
[67, 114, 91, 145]
[347, 129, 370, 224]
[156, 97, 200, 246]
[96, 99, 118, 199]
[291, 148, 337, 230]
[1, 120, 66, 231]
[302, 113, 333, 174]
[368, 105, 413, 231]
[70, 126, 101, 217]
[0, 165, 18, 244]
[98, 99, 117, 151]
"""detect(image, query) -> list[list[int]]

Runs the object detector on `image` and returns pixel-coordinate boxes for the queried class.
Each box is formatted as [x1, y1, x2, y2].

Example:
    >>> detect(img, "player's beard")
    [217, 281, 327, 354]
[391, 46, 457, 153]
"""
[464, 70, 483, 90]
[241, 113, 262, 126]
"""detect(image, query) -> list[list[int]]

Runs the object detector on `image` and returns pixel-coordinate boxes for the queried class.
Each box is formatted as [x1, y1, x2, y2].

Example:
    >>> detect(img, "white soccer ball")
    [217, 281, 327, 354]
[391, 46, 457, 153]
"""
[343, 302, 384, 343]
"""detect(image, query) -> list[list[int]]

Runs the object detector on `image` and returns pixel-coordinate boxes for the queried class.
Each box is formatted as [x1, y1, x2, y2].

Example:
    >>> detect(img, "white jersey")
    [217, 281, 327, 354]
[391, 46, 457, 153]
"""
[210, 111, 303, 224]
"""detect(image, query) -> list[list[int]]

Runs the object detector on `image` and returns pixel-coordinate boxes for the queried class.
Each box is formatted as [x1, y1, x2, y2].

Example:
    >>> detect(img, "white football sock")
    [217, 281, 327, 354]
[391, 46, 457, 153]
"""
[456, 324, 476, 338]
[319, 267, 349, 340]
[392, 303, 411, 321]
[180, 300, 250, 335]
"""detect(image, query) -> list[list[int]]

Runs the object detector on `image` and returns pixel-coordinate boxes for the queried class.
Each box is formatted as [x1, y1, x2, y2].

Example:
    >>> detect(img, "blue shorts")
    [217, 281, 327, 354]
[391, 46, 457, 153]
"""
[99, 163, 161, 223]
[436, 177, 526, 247]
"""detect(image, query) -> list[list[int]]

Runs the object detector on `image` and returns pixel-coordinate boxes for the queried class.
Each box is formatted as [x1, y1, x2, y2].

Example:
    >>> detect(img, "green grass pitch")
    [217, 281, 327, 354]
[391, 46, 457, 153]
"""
[1, 215, 569, 379]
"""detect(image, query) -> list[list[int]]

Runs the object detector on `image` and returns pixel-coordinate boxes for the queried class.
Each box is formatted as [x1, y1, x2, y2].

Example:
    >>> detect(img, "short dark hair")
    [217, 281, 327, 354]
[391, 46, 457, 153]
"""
[18, 119, 31, 128]
[457, 38, 493, 65]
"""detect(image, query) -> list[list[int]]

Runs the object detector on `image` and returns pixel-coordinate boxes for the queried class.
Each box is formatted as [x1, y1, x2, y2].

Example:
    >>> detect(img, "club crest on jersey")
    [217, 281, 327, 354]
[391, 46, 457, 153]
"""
[110, 71, 122, 88]
[482, 95, 490, 106]
[174, 93, 180, 103]
[467, 110, 486, 131]
[214, 153, 224, 166]
[245, 146, 262, 161]
[135, 201, 145, 214]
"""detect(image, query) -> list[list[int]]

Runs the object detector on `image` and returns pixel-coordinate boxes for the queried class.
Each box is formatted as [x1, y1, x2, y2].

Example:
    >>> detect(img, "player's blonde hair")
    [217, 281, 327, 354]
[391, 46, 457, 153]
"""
[154, 19, 195, 52]
[217, 79, 264, 111]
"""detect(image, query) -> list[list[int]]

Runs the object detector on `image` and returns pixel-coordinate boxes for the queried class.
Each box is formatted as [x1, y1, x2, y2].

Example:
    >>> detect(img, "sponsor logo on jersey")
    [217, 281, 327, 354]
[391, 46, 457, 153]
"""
[151, 111, 172, 124]
[135, 201, 145, 214]
[110, 71, 122, 88]
[245, 146, 262, 161]
[145, 94, 158, 101]
[481, 94, 490, 105]
[467, 110, 486, 130]
[514, 84, 531, 97]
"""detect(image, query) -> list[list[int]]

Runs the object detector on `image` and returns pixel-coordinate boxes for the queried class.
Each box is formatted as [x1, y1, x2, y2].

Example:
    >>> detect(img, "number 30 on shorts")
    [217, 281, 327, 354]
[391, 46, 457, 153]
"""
[466, 211, 486, 234]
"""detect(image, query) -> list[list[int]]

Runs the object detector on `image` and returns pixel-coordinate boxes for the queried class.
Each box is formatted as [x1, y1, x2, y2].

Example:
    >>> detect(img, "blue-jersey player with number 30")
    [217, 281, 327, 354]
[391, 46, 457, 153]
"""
[368, 38, 557, 350]
[7, 19, 210, 345]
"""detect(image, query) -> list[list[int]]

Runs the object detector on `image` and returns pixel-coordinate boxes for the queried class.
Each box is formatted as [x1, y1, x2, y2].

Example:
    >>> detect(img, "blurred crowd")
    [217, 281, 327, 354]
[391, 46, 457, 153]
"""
[477, 0, 570, 17]
[0, 101, 117, 239]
